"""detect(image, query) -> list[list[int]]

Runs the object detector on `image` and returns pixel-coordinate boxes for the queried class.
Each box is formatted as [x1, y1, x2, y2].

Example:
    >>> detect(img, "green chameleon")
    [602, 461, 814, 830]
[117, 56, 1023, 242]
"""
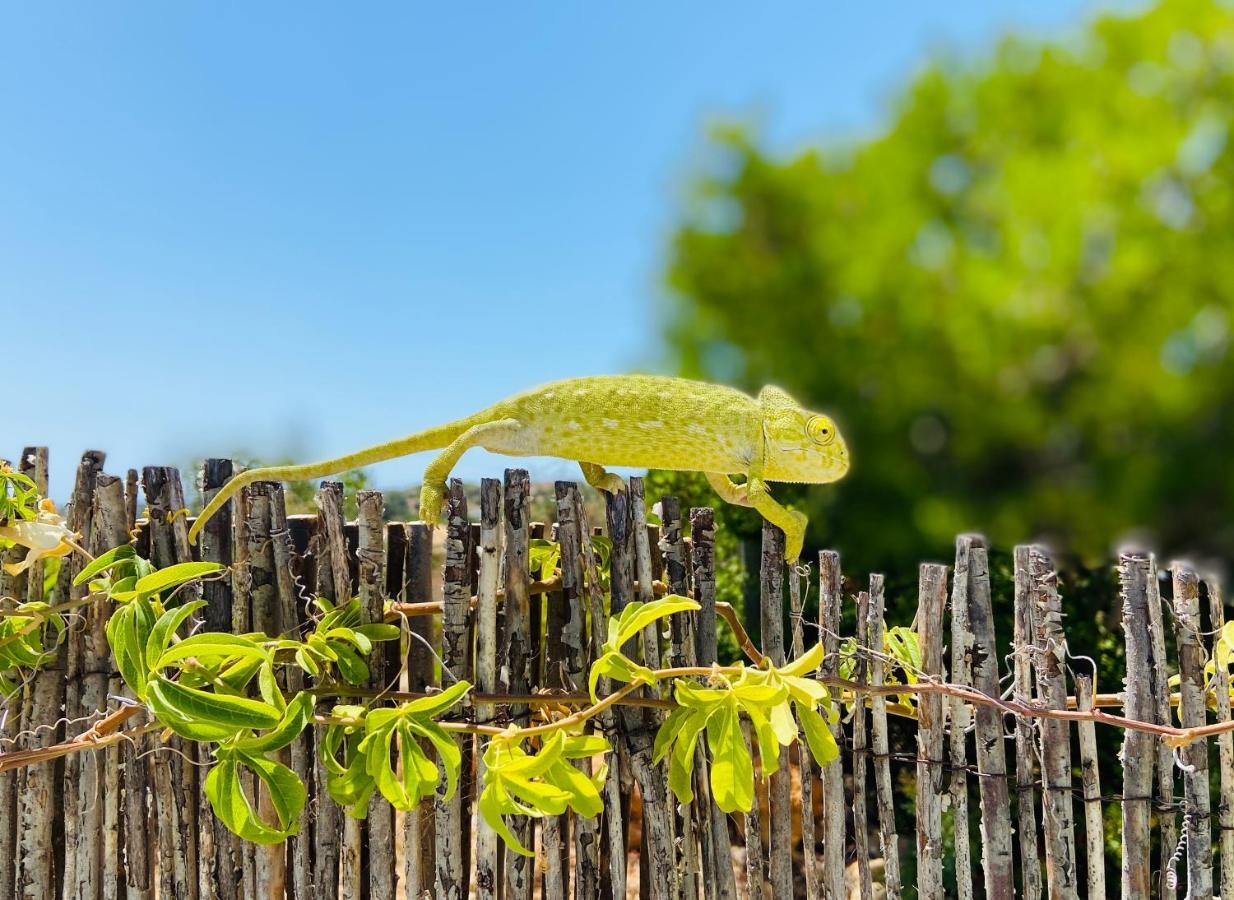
[187, 375, 849, 561]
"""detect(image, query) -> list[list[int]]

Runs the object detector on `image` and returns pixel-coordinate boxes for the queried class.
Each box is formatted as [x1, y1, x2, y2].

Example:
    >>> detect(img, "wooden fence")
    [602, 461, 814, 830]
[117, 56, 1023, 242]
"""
[2, 445, 1233, 898]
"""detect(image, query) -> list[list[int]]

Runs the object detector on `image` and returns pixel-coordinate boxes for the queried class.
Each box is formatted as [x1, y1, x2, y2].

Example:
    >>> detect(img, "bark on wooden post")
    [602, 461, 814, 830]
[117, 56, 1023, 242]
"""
[436, 479, 472, 900]
[1171, 563, 1213, 899]
[1074, 673, 1107, 900]
[965, 544, 1014, 900]
[357, 490, 395, 900]
[759, 521, 792, 900]
[1027, 546, 1078, 900]
[789, 563, 819, 900]
[141, 465, 201, 900]
[868, 574, 902, 900]
[851, 589, 874, 900]
[692, 506, 738, 900]
[1119, 553, 1154, 899]
[311, 481, 348, 900]
[475, 479, 502, 900]
[404, 521, 437, 898]
[947, 537, 975, 900]
[0, 448, 44, 900]
[1207, 575, 1234, 900]
[541, 518, 569, 900]
[1146, 558, 1178, 900]
[915, 562, 947, 900]
[499, 469, 536, 898]
[1012, 546, 1041, 900]
[818, 549, 846, 900]
[741, 718, 766, 900]
[624, 479, 678, 900]
[554, 481, 602, 900]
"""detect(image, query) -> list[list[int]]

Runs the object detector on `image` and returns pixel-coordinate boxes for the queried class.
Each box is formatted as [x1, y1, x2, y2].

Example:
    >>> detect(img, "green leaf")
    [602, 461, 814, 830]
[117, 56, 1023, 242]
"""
[134, 562, 224, 597]
[797, 704, 839, 767]
[205, 752, 305, 845]
[234, 692, 316, 754]
[155, 632, 267, 670]
[147, 675, 282, 735]
[355, 623, 401, 643]
[73, 544, 135, 586]
[145, 600, 207, 665]
[778, 641, 824, 678]
[402, 680, 471, 718]
[613, 594, 699, 648]
[707, 699, 754, 813]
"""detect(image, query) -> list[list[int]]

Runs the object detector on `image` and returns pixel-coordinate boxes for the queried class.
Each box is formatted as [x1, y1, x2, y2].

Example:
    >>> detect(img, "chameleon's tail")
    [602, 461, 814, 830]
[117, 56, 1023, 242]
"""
[187, 418, 471, 545]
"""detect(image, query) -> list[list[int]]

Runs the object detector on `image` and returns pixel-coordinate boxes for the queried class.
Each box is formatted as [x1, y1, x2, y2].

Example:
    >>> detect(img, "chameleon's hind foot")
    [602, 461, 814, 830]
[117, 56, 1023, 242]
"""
[579, 461, 626, 495]
[418, 481, 447, 526]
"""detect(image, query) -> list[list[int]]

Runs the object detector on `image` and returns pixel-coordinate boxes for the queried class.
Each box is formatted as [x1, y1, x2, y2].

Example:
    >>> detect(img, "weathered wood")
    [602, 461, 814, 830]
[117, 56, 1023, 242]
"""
[1171, 564, 1213, 899]
[1026, 546, 1078, 900]
[759, 521, 792, 900]
[868, 573, 901, 900]
[1119, 553, 1154, 899]
[541, 519, 569, 900]
[141, 465, 200, 900]
[356, 491, 394, 900]
[1074, 673, 1107, 900]
[818, 549, 846, 900]
[475, 479, 502, 900]
[435, 479, 472, 900]
[404, 522, 437, 899]
[691, 506, 737, 900]
[1146, 557, 1178, 900]
[741, 719, 766, 900]
[659, 495, 699, 897]
[964, 544, 1014, 900]
[1207, 575, 1234, 900]
[312, 481, 348, 900]
[1012, 546, 1042, 900]
[626, 479, 677, 900]
[499, 469, 537, 899]
[851, 589, 873, 900]
[555, 482, 602, 900]
[915, 562, 947, 900]
[947, 537, 974, 900]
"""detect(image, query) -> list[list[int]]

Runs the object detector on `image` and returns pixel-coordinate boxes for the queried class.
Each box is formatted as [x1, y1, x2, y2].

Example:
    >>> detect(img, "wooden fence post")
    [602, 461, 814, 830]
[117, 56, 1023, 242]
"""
[541, 517, 569, 900]
[1028, 546, 1078, 899]
[851, 589, 873, 900]
[948, 537, 975, 900]
[1206, 575, 1234, 900]
[915, 562, 947, 900]
[868, 574, 902, 900]
[474, 479, 502, 900]
[404, 521, 438, 898]
[1171, 563, 1213, 898]
[760, 521, 792, 900]
[964, 544, 1013, 900]
[1074, 673, 1106, 900]
[1012, 546, 1041, 900]
[436, 479, 472, 900]
[1147, 558, 1178, 900]
[818, 550, 846, 900]
[1119, 552, 1154, 899]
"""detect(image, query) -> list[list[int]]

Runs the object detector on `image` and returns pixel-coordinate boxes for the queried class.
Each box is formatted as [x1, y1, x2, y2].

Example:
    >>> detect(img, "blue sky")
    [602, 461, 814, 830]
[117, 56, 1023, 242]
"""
[4, 2, 1116, 496]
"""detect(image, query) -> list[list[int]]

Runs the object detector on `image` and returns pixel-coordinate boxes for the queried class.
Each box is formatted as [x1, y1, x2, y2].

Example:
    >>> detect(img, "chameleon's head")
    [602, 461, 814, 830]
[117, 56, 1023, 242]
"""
[759, 391, 850, 484]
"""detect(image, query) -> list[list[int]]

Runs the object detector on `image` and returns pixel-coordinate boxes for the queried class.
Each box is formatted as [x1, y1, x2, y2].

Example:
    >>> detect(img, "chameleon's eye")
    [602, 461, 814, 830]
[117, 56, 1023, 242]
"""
[806, 416, 836, 446]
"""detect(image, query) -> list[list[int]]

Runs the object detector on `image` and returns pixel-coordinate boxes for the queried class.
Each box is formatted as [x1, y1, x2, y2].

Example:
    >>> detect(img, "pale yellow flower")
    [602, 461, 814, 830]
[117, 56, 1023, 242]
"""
[0, 499, 78, 576]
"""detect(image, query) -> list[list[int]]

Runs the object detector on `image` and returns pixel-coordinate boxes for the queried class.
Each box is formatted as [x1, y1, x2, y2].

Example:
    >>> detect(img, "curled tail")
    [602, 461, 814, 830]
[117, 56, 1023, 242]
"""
[187, 418, 471, 545]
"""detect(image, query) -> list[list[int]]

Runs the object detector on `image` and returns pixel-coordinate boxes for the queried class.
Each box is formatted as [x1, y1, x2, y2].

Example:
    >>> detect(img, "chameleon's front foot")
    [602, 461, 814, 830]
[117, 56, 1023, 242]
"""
[418, 481, 447, 526]
[783, 510, 808, 563]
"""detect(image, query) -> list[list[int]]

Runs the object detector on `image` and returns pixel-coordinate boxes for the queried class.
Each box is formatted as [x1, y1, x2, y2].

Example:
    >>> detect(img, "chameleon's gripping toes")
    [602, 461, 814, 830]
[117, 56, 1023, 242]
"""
[187, 375, 848, 561]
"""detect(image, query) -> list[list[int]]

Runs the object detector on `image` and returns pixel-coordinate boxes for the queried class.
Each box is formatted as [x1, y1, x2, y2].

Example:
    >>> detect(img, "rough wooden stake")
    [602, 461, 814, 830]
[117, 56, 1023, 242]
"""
[818, 549, 846, 900]
[1146, 557, 1178, 900]
[404, 521, 437, 899]
[915, 562, 947, 900]
[1074, 673, 1107, 900]
[948, 537, 975, 900]
[312, 481, 348, 900]
[435, 479, 473, 900]
[868, 574, 902, 900]
[759, 521, 792, 900]
[851, 589, 874, 900]
[1119, 553, 1154, 899]
[357, 491, 394, 900]
[741, 718, 766, 900]
[964, 544, 1014, 900]
[474, 479, 502, 900]
[1171, 563, 1213, 899]
[692, 506, 737, 900]
[1012, 546, 1042, 900]
[1206, 575, 1234, 900]
[542, 520, 569, 900]
[1027, 546, 1078, 900]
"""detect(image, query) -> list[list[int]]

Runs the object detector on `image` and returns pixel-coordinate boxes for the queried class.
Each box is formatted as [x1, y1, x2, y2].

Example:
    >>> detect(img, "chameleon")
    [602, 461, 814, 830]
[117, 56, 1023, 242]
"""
[186, 375, 849, 562]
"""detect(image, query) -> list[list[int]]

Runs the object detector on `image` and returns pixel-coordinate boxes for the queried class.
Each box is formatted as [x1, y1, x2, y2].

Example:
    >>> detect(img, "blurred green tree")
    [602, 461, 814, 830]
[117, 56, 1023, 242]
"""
[662, 0, 1234, 573]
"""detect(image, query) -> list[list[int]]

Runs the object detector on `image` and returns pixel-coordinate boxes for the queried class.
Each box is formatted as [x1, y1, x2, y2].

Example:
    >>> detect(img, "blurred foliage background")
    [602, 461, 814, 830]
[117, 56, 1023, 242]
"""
[656, 0, 1234, 583]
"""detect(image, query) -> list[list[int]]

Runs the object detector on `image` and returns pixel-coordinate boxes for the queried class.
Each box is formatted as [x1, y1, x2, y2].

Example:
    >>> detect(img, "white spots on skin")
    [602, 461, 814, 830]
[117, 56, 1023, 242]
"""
[686, 423, 709, 436]
[574, 389, 588, 397]
[565, 421, 581, 431]
[602, 418, 619, 428]
[639, 420, 664, 429]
